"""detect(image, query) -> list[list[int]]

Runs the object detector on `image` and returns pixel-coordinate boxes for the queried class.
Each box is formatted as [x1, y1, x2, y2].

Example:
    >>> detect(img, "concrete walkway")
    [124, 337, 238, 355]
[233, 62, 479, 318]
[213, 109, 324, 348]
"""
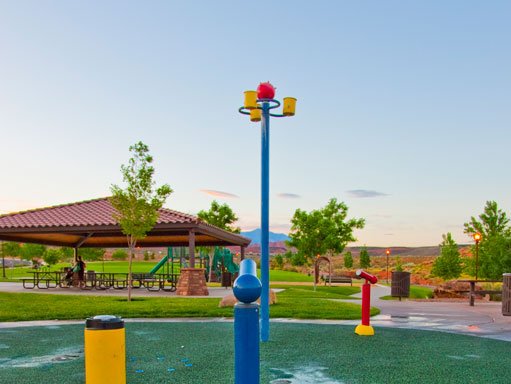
[1, 282, 511, 341]
[346, 284, 511, 342]
[0, 281, 234, 298]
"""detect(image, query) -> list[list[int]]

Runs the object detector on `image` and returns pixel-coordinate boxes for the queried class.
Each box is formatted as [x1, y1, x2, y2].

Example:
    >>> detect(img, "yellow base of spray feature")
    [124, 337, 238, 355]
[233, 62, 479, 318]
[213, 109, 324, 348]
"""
[85, 315, 126, 384]
[354, 324, 375, 336]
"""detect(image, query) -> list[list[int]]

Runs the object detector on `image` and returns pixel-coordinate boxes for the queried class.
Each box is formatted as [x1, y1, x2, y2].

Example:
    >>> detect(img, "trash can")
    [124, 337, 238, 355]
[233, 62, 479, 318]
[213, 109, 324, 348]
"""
[502, 273, 511, 316]
[391, 271, 411, 299]
[85, 315, 126, 384]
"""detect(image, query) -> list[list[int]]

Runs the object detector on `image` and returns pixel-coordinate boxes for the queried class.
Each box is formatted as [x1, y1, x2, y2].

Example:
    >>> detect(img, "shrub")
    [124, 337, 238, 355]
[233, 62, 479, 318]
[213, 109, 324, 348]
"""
[112, 249, 128, 261]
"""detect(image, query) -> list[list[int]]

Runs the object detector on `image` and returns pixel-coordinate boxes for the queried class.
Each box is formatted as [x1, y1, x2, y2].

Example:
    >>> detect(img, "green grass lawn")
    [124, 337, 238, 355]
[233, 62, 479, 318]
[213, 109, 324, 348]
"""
[380, 285, 434, 300]
[1, 323, 510, 384]
[0, 285, 374, 322]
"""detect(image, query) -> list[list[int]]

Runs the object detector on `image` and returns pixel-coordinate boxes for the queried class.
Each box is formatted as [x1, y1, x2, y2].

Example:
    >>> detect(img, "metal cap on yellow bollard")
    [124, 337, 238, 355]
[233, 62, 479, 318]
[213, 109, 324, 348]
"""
[86, 315, 125, 330]
[282, 97, 297, 116]
[85, 315, 126, 384]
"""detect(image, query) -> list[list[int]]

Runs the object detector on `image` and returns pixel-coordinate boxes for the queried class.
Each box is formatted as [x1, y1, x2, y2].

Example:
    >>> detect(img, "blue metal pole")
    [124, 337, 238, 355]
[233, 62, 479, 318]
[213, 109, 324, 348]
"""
[233, 259, 262, 384]
[234, 304, 260, 384]
[260, 102, 270, 342]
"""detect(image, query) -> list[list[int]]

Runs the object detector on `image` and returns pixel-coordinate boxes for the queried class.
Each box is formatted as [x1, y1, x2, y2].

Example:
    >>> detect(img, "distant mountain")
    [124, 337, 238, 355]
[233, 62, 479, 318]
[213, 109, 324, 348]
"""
[241, 229, 290, 244]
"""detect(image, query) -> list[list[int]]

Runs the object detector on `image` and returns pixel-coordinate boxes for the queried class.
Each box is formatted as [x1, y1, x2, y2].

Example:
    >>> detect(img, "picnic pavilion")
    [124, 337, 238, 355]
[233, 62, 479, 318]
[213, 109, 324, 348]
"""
[0, 197, 251, 295]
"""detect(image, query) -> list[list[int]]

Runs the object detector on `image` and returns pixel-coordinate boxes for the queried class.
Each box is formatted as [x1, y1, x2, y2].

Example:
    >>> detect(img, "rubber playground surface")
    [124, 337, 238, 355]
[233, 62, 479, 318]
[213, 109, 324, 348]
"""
[1, 321, 510, 384]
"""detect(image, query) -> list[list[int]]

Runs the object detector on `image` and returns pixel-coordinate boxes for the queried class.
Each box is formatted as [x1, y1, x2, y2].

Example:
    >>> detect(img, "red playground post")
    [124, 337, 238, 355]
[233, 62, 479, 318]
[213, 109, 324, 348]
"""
[354, 269, 378, 336]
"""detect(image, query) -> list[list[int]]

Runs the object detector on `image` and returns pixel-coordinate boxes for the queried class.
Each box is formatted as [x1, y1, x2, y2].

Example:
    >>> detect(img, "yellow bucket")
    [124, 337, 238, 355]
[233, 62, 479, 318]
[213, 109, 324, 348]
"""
[283, 97, 297, 116]
[244, 90, 258, 110]
[250, 108, 261, 122]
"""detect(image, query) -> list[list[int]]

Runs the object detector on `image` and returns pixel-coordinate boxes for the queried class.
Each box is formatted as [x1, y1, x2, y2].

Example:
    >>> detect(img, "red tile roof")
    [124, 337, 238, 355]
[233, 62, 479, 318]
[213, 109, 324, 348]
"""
[0, 197, 200, 229]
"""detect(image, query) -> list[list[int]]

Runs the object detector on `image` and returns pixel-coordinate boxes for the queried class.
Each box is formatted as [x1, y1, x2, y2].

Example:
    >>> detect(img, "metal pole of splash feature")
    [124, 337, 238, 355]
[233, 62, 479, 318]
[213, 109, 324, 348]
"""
[233, 259, 262, 384]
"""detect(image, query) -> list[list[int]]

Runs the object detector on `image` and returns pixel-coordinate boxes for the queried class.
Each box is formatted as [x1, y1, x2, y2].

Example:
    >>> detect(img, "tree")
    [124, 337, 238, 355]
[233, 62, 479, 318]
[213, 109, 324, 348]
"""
[477, 234, 511, 279]
[43, 248, 61, 267]
[197, 200, 240, 281]
[1, 242, 21, 277]
[287, 198, 365, 261]
[359, 247, 370, 268]
[197, 201, 240, 233]
[343, 251, 353, 269]
[271, 255, 284, 269]
[431, 233, 463, 280]
[59, 247, 74, 261]
[112, 249, 128, 260]
[464, 201, 510, 239]
[19, 243, 47, 263]
[110, 141, 173, 302]
[79, 248, 106, 262]
[464, 201, 511, 279]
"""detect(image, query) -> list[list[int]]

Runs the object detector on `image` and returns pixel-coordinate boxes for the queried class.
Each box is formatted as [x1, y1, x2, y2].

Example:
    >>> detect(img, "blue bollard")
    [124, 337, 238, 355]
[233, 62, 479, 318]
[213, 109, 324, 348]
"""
[233, 259, 262, 384]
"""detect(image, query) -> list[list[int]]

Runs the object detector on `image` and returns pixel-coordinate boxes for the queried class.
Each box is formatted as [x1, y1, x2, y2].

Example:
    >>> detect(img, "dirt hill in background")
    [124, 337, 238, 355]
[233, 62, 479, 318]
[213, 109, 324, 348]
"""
[242, 243, 470, 257]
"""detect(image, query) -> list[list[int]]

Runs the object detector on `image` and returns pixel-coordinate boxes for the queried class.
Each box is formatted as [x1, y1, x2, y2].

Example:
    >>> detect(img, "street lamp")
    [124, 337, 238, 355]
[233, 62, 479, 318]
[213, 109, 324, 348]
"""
[239, 82, 296, 342]
[473, 233, 482, 280]
[385, 249, 391, 284]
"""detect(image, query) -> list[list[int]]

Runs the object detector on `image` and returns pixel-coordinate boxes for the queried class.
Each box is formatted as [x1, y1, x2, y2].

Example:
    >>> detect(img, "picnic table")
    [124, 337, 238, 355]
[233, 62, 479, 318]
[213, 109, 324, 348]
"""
[20, 271, 179, 292]
[23, 271, 67, 289]
[458, 279, 502, 306]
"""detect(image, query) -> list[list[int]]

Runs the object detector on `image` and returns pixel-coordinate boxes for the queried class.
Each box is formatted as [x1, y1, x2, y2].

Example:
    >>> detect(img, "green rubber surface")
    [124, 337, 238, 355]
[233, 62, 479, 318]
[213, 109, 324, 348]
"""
[0, 322, 509, 383]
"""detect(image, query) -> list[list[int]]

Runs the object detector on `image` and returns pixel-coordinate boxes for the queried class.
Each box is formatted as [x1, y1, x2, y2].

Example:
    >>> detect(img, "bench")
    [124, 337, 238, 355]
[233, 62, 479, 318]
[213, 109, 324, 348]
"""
[323, 275, 352, 286]
[21, 277, 56, 289]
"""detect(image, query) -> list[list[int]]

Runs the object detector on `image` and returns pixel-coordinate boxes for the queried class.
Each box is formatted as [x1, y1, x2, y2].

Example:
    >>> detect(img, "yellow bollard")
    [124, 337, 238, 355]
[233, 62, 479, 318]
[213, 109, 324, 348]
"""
[244, 90, 258, 110]
[282, 97, 297, 116]
[85, 315, 126, 384]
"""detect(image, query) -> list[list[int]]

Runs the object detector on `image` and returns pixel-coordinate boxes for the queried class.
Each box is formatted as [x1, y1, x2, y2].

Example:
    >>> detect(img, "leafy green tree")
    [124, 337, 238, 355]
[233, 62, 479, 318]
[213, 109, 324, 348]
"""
[1, 242, 21, 277]
[197, 200, 240, 280]
[290, 252, 307, 266]
[464, 201, 510, 239]
[343, 251, 353, 269]
[79, 248, 105, 262]
[287, 198, 365, 262]
[197, 200, 240, 233]
[359, 247, 370, 268]
[20, 243, 47, 263]
[272, 255, 284, 269]
[43, 248, 61, 267]
[110, 141, 173, 301]
[431, 233, 462, 279]
[464, 201, 511, 279]
[1, 242, 21, 257]
[59, 247, 74, 261]
[477, 234, 511, 279]
[112, 249, 128, 261]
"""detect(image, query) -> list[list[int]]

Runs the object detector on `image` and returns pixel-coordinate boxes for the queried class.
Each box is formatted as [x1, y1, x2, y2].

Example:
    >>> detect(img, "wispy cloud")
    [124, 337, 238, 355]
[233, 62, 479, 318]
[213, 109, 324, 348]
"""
[277, 193, 301, 199]
[346, 189, 389, 198]
[371, 214, 392, 219]
[200, 189, 239, 199]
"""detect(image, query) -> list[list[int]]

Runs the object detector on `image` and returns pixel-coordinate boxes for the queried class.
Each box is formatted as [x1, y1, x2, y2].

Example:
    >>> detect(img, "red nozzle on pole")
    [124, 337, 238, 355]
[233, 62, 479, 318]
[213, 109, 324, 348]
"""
[355, 269, 378, 284]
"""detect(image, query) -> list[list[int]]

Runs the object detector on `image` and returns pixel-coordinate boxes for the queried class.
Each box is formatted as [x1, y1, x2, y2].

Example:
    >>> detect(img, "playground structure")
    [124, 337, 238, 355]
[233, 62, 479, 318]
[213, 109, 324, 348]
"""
[149, 246, 239, 285]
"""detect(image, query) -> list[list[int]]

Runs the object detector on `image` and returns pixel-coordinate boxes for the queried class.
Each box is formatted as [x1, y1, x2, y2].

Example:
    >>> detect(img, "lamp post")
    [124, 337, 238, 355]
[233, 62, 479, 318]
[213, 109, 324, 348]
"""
[239, 82, 296, 342]
[473, 233, 482, 280]
[385, 249, 390, 284]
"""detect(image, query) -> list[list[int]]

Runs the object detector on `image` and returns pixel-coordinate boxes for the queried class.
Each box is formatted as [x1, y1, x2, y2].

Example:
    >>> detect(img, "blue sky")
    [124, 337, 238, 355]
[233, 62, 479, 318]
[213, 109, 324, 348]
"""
[0, 1, 509, 246]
